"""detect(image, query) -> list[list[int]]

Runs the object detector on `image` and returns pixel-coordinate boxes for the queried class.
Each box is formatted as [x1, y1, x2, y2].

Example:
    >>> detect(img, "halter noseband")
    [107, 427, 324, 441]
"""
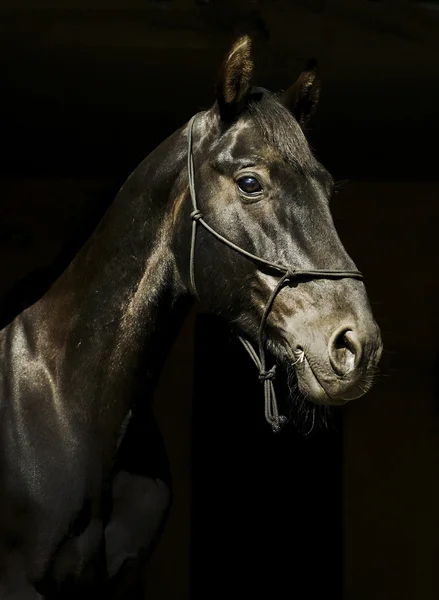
[187, 113, 363, 433]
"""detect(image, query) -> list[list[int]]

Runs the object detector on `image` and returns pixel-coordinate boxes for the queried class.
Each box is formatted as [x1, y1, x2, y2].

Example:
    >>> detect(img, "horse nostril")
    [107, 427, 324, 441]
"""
[328, 328, 363, 376]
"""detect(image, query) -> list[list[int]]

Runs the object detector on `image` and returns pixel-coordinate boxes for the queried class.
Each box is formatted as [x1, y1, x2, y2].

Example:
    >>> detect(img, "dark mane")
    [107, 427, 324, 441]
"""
[247, 88, 318, 174]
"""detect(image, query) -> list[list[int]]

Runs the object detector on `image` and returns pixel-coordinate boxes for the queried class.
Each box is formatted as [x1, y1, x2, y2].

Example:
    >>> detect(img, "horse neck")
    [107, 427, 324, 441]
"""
[35, 127, 191, 400]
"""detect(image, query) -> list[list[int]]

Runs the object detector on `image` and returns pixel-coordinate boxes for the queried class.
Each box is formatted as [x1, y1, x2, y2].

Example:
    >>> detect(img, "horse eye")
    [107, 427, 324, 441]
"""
[237, 176, 262, 195]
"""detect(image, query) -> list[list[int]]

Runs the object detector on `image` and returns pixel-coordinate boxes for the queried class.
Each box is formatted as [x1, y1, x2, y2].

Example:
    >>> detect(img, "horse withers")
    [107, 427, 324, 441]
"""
[0, 36, 382, 598]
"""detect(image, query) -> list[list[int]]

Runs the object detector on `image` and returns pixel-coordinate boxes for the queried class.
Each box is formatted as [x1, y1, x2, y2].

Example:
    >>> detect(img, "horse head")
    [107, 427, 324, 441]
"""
[173, 35, 382, 412]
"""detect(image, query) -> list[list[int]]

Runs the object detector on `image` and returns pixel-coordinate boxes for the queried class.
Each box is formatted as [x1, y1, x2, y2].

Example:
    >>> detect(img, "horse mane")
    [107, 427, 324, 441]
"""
[247, 87, 318, 175]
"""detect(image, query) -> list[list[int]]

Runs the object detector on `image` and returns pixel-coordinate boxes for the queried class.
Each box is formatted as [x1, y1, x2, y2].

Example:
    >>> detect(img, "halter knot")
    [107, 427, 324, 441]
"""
[271, 415, 287, 434]
[259, 365, 277, 381]
[191, 209, 203, 221]
[285, 269, 297, 281]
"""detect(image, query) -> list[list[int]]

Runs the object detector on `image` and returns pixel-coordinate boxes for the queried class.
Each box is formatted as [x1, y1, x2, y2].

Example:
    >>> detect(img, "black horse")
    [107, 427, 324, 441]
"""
[0, 36, 382, 598]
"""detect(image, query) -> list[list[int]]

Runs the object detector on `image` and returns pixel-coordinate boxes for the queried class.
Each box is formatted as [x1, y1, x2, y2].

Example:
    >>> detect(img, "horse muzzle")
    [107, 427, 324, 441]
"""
[289, 322, 383, 405]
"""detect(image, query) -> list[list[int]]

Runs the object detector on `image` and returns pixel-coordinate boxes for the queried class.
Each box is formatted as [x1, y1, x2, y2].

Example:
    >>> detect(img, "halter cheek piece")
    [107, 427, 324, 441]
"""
[187, 113, 363, 433]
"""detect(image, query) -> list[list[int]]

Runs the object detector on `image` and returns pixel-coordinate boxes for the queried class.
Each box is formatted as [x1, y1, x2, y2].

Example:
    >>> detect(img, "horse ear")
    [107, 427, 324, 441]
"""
[280, 60, 320, 130]
[216, 35, 254, 120]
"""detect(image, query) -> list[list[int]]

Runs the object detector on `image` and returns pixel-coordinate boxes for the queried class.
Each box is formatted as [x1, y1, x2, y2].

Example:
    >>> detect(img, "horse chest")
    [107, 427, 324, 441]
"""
[0, 400, 103, 587]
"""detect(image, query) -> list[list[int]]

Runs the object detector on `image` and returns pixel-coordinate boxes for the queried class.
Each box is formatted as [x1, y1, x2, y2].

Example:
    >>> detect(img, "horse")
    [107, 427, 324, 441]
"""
[0, 35, 382, 598]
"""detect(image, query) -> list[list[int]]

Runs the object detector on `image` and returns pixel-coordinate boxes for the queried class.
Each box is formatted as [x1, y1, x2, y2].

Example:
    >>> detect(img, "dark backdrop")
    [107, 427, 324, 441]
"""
[192, 315, 342, 599]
